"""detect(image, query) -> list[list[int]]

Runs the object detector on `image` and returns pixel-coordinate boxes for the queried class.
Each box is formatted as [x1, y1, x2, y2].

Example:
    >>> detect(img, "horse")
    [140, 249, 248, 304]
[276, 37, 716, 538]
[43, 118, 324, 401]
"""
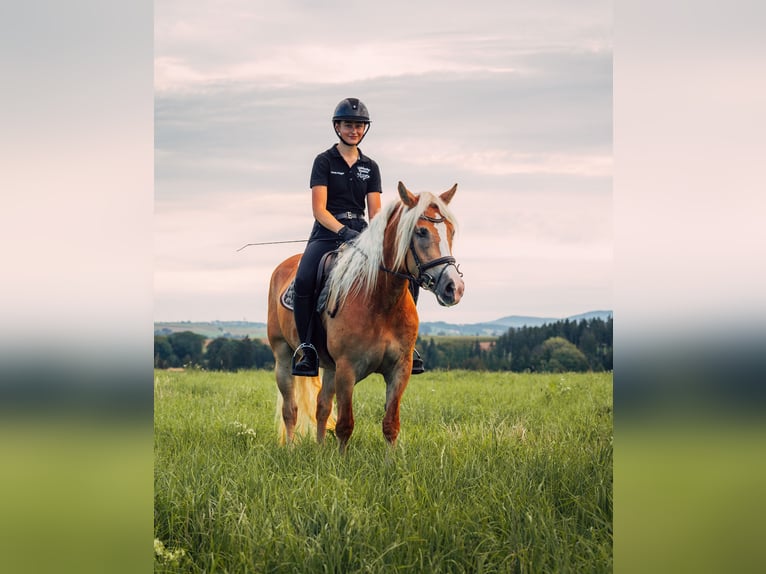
[267, 181, 465, 452]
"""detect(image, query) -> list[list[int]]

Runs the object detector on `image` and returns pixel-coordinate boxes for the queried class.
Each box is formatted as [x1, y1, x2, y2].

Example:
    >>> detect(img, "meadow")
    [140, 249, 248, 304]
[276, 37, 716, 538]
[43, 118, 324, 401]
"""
[154, 369, 612, 573]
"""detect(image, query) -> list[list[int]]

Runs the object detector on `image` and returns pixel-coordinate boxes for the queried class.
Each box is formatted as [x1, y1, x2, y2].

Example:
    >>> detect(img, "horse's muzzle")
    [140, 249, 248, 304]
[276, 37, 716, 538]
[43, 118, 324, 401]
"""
[434, 263, 465, 307]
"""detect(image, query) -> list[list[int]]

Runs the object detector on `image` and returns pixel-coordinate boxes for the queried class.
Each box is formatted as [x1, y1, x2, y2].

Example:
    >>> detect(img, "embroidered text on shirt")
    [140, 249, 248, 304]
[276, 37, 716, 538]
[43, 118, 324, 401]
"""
[356, 166, 371, 181]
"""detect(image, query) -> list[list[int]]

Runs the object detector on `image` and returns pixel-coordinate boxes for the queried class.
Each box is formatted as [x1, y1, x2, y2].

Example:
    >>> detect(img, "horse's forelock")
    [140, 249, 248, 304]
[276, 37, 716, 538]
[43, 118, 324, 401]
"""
[392, 192, 457, 268]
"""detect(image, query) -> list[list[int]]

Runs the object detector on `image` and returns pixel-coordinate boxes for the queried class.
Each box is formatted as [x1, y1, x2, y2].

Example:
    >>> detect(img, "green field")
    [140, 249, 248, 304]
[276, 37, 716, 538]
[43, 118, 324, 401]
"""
[154, 369, 612, 573]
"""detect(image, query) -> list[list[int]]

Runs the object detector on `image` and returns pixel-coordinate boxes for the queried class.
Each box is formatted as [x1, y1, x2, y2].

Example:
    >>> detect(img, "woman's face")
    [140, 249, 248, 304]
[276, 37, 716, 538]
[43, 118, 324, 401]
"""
[336, 121, 367, 144]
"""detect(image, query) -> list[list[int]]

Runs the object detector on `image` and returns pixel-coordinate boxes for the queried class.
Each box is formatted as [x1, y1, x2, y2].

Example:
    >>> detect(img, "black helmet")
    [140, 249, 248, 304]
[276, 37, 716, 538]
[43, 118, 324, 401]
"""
[332, 98, 371, 124]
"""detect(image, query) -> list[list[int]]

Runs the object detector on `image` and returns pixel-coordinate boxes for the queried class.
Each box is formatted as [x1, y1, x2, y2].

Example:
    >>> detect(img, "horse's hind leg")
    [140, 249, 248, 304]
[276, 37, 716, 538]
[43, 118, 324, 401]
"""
[274, 342, 298, 444]
[316, 368, 336, 444]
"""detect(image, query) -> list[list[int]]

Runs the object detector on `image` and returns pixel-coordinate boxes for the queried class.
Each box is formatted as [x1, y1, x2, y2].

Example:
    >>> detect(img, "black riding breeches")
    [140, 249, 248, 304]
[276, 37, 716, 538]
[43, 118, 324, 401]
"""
[294, 218, 367, 298]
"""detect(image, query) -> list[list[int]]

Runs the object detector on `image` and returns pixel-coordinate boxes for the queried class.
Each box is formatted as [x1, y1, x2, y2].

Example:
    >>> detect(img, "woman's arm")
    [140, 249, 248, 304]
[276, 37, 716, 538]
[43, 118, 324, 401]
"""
[311, 185, 345, 233]
[366, 192, 382, 220]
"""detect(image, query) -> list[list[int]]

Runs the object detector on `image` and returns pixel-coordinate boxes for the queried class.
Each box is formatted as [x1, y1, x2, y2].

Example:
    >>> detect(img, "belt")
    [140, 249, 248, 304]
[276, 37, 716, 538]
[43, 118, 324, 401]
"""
[333, 211, 364, 220]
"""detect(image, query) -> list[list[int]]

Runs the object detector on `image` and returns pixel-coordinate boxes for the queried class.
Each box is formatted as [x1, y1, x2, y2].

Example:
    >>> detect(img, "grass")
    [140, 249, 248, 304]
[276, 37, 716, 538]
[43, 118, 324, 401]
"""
[154, 369, 612, 573]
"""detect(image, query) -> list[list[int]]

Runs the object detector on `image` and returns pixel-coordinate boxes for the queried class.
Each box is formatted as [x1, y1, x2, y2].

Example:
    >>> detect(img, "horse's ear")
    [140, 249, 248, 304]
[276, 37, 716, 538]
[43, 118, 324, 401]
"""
[398, 181, 419, 208]
[440, 184, 458, 205]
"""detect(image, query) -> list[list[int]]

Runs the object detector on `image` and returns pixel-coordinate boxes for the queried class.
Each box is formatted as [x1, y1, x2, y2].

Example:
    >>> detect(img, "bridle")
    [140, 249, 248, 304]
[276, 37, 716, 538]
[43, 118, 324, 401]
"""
[380, 213, 463, 293]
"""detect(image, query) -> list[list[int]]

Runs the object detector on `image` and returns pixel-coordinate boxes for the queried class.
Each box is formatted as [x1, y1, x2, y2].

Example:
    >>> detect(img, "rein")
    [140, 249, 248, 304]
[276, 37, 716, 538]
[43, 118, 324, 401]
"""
[379, 213, 463, 293]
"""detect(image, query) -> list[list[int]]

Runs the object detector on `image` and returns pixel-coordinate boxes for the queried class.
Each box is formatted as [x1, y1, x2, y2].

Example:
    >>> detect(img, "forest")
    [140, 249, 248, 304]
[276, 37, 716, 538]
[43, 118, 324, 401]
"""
[154, 317, 612, 373]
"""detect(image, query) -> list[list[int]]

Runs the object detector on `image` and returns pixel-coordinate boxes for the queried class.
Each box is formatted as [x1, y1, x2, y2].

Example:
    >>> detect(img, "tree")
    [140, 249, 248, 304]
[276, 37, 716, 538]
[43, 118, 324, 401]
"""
[205, 338, 236, 371]
[203, 336, 275, 371]
[168, 331, 206, 366]
[252, 339, 275, 369]
[154, 335, 177, 368]
[535, 337, 590, 372]
[579, 331, 600, 370]
[422, 338, 443, 370]
[234, 336, 256, 370]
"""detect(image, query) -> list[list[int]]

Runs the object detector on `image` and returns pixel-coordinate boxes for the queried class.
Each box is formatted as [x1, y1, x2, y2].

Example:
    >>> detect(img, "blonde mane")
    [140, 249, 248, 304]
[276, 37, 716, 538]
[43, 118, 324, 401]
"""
[326, 192, 457, 309]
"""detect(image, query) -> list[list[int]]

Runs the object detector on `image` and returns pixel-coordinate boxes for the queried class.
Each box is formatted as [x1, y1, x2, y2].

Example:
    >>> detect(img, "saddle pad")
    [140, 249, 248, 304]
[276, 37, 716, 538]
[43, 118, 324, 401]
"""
[280, 280, 297, 311]
[280, 279, 330, 314]
[280, 249, 340, 313]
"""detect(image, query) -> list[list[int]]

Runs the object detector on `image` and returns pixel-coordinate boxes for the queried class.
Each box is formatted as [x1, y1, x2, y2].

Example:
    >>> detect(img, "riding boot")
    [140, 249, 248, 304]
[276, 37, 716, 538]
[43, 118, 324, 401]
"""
[411, 347, 425, 375]
[292, 294, 319, 376]
[408, 280, 425, 374]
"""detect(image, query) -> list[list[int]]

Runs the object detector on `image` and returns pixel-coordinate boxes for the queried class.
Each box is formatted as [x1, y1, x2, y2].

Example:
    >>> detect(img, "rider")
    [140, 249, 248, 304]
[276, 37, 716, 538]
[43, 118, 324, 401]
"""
[291, 97, 425, 377]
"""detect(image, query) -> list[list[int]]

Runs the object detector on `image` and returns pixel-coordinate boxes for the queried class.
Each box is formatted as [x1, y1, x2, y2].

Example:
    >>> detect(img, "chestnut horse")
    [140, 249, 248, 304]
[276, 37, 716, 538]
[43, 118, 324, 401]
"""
[267, 182, 464, 452]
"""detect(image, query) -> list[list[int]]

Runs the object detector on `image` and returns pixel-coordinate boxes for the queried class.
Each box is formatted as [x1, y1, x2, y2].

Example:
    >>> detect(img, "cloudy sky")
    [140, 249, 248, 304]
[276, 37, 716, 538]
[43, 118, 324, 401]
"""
[154, 0, 612, 325]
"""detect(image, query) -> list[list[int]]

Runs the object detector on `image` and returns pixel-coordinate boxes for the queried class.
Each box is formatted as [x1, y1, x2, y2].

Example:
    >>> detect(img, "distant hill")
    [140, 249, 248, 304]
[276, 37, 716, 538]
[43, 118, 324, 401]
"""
[154, 311, 612, 340]
[418, 310, 612, 336]
[153, 320, 268, 340]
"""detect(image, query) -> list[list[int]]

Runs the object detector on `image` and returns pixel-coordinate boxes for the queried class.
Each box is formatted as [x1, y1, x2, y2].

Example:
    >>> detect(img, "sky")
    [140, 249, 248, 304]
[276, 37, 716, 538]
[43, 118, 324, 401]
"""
[154, 0, 613, 325]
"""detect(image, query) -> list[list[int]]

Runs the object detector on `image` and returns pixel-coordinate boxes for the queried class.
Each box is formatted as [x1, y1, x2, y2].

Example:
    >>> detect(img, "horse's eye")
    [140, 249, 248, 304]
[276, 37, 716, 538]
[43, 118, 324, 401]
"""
[415, 227, 429, 238]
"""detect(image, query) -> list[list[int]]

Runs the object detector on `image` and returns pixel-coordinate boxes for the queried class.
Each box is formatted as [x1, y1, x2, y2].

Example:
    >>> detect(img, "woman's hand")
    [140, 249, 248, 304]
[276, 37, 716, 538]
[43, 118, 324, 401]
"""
[337, 226, 360, 243]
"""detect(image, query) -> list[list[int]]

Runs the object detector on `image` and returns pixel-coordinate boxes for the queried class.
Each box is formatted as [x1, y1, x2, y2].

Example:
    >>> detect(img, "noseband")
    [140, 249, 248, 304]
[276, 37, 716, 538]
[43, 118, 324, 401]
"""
[381, 213, 463, 293]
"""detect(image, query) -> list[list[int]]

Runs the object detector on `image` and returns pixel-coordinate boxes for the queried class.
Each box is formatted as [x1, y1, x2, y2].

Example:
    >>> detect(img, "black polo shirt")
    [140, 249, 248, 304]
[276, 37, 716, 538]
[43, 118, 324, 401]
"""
[309, 145, 382, 215]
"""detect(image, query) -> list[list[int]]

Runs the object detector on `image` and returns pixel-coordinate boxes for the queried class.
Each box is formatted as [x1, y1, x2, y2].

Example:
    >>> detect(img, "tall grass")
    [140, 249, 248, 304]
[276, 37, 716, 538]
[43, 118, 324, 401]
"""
[155, 370, 612, 573]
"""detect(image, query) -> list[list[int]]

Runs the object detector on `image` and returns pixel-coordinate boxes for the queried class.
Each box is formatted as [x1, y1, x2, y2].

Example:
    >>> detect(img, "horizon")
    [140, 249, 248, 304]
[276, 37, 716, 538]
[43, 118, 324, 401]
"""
[154, 308, 614, 326]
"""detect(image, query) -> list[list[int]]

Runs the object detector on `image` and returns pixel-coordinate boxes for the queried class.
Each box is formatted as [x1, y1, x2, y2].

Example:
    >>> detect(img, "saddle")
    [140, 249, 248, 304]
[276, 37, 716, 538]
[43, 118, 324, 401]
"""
[280, 249, 340, 317]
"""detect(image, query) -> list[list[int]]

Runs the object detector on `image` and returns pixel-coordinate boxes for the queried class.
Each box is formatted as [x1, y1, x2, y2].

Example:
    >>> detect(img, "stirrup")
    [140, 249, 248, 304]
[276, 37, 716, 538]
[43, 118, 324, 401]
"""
[291, 343, 319, 376]
[411, 348, 425, 375]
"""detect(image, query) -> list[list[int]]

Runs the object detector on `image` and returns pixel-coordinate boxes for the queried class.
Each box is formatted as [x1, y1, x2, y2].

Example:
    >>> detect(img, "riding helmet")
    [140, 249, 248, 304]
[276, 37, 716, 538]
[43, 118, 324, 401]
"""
[332, 98, 371, 123]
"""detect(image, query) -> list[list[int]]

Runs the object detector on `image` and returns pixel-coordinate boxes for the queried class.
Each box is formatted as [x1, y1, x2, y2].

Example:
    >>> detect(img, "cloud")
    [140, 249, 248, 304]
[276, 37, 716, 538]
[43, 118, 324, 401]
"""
[154, 1, 611, 93]
[388, 141, 612, 178]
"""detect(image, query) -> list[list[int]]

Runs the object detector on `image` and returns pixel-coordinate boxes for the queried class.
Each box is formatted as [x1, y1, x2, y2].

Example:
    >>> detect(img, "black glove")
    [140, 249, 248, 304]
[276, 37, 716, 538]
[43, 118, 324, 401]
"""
[337, 225, 360, 243]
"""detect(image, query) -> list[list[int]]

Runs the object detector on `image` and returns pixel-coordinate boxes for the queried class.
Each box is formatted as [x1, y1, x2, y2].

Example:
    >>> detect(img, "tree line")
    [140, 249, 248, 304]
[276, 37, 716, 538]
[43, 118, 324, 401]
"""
[418, 317, 612, 372]
[154, 332, 275, 371]
[154, 317, 612, 373]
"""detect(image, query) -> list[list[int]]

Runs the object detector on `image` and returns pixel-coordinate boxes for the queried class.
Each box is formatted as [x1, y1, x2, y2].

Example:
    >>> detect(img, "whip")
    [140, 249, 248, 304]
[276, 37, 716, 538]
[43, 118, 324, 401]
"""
[236, 239, 307, 252]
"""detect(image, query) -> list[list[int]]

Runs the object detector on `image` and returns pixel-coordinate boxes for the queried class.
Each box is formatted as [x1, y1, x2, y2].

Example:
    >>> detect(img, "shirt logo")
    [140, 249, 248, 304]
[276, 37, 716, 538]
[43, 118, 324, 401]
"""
[356, 166, 371, 181]
[330, 170, 345, 176]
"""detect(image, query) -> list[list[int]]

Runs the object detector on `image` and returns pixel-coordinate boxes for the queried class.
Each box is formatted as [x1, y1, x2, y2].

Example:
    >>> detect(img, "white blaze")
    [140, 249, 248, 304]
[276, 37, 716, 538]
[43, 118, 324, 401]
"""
[433, 220, 452, 257]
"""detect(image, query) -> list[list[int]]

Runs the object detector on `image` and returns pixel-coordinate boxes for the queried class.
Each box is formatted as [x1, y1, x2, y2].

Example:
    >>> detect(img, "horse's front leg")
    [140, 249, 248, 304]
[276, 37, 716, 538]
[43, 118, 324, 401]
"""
[316, 368, 336, 444]
[333, 362, 356, 454]
[382, 365, 411, 447]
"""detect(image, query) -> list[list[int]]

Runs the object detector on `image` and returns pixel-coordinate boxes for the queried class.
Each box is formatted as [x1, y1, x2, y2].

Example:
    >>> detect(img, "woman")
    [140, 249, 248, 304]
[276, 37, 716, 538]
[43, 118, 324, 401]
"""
[291, 97, 380, 376]
[291, 98, 426, 377]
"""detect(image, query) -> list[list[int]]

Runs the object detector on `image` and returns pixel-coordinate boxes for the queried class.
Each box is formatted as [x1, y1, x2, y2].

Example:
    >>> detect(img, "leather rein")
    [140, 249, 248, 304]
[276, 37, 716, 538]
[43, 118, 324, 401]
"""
[380, 213, 463, 292]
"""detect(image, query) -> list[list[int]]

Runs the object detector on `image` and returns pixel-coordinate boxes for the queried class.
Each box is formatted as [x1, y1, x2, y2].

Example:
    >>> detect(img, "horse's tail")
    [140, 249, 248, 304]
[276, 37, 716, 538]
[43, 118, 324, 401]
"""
[275, 370, 336, 444]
